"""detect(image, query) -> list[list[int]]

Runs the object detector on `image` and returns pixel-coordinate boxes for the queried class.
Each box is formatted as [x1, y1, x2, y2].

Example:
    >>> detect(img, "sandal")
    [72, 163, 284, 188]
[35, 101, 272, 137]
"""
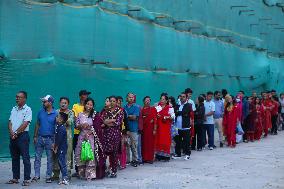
[22, 180, 30, 186]
[6, 179, 19, 184]
[31, 176, 40, 182]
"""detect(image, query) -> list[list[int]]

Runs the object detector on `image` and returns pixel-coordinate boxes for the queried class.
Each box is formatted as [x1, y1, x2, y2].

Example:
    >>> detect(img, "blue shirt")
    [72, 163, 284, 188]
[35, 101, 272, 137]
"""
[213, 99, 224, 119]
[124, 104, 140, 133]
[37, 108, 57, 137]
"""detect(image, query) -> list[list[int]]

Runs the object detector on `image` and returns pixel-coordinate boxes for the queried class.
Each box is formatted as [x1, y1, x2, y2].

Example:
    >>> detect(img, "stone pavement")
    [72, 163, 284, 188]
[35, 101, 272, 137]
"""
[0, 132, 283, 189]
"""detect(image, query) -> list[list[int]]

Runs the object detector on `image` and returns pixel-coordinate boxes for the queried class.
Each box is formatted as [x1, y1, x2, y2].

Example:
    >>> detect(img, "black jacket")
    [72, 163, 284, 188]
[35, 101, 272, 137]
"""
[174, 103, 193, 129]
[194, 104, 205, 125]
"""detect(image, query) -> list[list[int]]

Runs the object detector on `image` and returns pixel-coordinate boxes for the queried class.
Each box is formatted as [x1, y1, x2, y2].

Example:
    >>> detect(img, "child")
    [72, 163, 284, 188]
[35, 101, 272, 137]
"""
[53, 112, 69, 185]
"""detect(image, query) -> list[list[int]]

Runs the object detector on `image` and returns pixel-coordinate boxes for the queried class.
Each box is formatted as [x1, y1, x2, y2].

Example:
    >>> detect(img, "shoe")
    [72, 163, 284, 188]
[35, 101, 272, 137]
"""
[31, 177, 40, 183]
[172, 154, 181, 159]
[62, 179, 69, 185]
[22, 180, 30, 186]
[197, 148, 202, 151]
[209, 147, 213, 150]
[213, 145, 217, 148]
[6, 179, 19, 184]
[58, 178, 69, 185]
[71, 172, 78, 177]
[45, 178, 52, 183]
[109, 173, 117, 178]
[131, 161, 138, 167]
[220, 142, 223, 148]
[184, 155, 190, 160]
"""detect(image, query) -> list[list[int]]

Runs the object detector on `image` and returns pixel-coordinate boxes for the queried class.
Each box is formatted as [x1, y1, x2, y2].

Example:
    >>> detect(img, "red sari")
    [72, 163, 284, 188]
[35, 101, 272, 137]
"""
[141, 106, 157, 162]
[262, 100, 273, 136]
[223, 105, 238, 147]
[155, 105, 172, 158]
[254, 104, 264, 140]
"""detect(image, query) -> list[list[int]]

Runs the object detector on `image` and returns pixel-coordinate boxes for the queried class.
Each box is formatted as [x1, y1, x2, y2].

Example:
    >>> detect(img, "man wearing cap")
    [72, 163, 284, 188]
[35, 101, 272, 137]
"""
[6, 91, 32, 186]
[71, 90, 91, 177]
[32, 95, 57, 183]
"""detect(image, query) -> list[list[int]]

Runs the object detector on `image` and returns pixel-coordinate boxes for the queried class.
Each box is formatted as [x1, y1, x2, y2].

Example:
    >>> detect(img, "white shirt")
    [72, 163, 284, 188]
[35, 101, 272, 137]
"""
[203, 100, 215, 124]
[176, 103, 190, 130]
[178, 98, 196, 111]
[155, 105, 175, 120]
[280, 98, 284, 113]
[9, 104, 32, 132]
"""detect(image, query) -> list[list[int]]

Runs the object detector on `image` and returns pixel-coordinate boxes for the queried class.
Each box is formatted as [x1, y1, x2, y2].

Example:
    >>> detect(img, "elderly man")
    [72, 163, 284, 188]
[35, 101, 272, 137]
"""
[6, 91, 32, 186]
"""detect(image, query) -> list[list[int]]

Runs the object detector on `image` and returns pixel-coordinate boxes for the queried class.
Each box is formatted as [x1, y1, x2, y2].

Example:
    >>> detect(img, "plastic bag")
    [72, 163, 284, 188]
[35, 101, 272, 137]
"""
[81, 140, 94, 161]
[236, 121, 244, 135]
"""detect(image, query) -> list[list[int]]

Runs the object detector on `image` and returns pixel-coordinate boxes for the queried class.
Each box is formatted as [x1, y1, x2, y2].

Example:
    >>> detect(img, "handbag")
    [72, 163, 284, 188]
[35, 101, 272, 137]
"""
[81, 140, 94, 161]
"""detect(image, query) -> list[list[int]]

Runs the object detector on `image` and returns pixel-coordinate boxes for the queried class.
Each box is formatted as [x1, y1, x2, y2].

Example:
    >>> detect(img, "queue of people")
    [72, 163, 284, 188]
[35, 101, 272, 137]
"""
[6, 88, 284, 186]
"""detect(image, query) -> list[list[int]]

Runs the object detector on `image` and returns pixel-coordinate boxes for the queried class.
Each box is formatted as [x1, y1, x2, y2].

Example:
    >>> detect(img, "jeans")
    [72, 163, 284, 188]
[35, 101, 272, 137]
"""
[57, 150, 68, 179]
[127, 132, 138, 162]
[137, 134, 142, 163]
[34, 136, 54, 178]
[9, 131, 31, 180]
[204, 124, 214, 148]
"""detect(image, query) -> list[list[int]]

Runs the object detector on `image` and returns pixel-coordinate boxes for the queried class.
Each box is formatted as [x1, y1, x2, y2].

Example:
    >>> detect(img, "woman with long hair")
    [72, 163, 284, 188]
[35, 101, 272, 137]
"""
[101, 96, 124, 178]
[155, 94, 175, 161]
[223, 95, 238, 147]
[254, 97, 264, 140]
[245, 96, 256, 142]
[141, 96, 157, 164]
[194, 96, 205, 151]
[75, 98, 98, 180]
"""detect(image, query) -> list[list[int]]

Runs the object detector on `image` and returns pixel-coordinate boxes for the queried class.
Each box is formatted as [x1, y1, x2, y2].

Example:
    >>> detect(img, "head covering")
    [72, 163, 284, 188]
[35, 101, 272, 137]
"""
[79, 90, 91, 96]
[40, 95, 54, 104]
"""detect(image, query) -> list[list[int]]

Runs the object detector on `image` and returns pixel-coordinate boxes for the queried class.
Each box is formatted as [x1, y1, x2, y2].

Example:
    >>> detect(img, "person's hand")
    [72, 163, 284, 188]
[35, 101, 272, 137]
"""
[33, 136, 37, 144]
[11, 133, 17, 140]
[153, 130, 157, 135]
[110, 119, 116, 123]
[53, 146, 58, 154]
[150, 119, 154, 123]
[82, 122, 89, 129]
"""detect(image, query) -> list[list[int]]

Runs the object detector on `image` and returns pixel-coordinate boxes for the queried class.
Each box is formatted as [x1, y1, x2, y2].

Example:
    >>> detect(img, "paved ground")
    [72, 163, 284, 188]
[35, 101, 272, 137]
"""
[0, 131, 284, 189]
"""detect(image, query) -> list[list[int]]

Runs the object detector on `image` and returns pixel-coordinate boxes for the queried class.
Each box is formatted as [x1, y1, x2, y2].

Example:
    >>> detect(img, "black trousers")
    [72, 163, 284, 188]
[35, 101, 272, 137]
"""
[9, 131, 31, 180]
[174, 129, 191, 156]
[271, 115, 278, 134]
[73, 134, 79, 172]
[195, 124, 204, 149]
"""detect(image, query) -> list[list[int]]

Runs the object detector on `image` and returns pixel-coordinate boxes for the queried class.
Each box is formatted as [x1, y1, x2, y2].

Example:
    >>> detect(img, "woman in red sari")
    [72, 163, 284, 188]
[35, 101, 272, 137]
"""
[223, 95, 238, 147]
[155, 94, 175, 161]
[141, 96, 157, 163]
[254, 97, 264, 140]
[262, 93, 273, 137]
